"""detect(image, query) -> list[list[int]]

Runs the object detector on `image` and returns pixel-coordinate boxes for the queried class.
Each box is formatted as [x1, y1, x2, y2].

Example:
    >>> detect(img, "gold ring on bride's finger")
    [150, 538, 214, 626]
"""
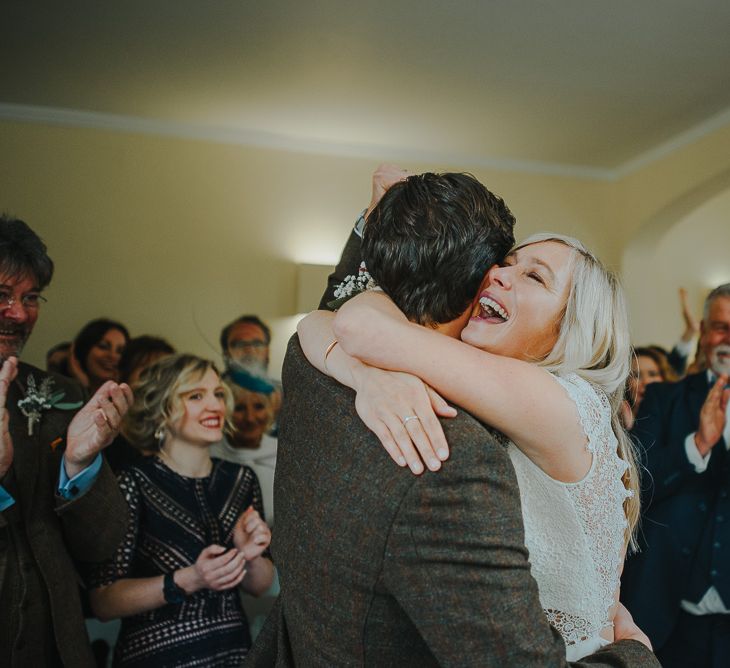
[402, 415, 420, 426]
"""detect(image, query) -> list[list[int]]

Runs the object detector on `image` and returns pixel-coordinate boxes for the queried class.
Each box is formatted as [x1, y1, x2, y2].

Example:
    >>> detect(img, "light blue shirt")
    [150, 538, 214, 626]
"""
[0, 485, 14, 511]
[0, 454, 102, 511]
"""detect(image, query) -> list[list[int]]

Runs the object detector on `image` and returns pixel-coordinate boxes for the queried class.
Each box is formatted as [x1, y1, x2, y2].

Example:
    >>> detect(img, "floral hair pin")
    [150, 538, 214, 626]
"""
[18, 374, 83, 436]
[327, 261, 378, 310]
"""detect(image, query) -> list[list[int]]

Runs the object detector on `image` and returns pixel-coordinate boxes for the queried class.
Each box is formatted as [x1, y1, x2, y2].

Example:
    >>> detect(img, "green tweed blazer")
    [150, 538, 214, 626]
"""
[245, 338, 659, 667]
[0, 362, 126, 667]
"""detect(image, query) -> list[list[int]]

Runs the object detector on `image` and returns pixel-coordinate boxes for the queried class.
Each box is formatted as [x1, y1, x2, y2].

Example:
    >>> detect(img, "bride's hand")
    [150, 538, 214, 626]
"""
[353, 365, 456, 474]
[613, 602, 652, 651]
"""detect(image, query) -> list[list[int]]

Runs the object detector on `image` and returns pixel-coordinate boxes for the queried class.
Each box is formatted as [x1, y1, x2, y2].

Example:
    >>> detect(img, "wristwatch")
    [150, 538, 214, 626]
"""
[163, 572, 186, 604]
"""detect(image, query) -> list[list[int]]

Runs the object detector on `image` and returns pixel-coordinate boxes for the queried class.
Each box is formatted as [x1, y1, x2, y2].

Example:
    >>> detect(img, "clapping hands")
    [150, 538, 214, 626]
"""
[65, 380, 133, 478]
[679, 287, 700, 342]
[695, 374, 730, 456]
[188, 545, 248, 592]
[232, 506, 271, 560]
[179, 508, 270, 596]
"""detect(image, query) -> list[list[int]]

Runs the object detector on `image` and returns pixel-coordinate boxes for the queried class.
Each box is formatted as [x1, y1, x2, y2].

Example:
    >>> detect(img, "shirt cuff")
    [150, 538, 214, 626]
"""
[685, 432, 712, 473]
[0, 485, 15, 511]
[353, 209, 367, 238]
[58, 453, 103, 500]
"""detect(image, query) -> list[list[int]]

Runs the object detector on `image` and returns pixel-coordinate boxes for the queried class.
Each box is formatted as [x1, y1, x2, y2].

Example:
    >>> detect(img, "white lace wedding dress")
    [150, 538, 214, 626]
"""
[507, 372, 631, 661]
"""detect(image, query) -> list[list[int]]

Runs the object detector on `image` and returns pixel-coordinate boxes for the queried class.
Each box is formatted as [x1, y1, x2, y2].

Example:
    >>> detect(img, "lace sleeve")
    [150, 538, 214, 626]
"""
[86, 469, 141, 588]
[545, 372, 629, 648]
[551, 372, 608, 454]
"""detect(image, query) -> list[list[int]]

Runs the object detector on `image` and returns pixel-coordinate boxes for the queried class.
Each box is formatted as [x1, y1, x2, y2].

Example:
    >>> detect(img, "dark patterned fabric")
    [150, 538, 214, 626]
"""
[89, 456, 265, 667]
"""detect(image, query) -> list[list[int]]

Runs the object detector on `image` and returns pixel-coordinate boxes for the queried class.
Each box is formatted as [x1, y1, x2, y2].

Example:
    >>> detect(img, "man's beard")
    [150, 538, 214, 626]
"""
[227, 357, 268, 378]
[0, 319, 30, 360]
[709, 344, 730, 377]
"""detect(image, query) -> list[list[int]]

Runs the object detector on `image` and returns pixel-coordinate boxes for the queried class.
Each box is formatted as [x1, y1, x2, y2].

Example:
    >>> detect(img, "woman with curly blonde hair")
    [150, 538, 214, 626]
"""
[88, 354, 273, 667]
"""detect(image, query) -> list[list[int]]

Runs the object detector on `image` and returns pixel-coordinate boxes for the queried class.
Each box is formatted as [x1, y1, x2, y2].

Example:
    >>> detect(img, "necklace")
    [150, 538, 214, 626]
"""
[158, 447, 212, 478]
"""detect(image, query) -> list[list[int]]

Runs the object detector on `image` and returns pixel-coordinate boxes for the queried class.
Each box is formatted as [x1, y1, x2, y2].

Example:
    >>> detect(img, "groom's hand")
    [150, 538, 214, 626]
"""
[613, 602, 652, 651]
[366, 164, 409, 218]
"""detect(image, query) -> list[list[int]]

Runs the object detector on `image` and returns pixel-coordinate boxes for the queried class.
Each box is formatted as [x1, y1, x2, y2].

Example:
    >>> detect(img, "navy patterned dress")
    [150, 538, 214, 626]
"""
[89, 456, 266, 667]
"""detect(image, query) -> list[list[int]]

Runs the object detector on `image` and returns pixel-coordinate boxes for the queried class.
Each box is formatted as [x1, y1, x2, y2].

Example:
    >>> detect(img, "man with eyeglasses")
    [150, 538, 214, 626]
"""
[220, 314, 282, 424]
[0, 215, 131, 667]
[622, 283, 730, 668]
[220, 315, 273, 377]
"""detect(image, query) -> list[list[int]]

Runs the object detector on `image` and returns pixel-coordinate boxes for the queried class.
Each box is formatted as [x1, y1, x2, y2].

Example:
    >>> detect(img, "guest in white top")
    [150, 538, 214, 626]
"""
[211, 368, 277, 526]
[210, 367, 279, 639]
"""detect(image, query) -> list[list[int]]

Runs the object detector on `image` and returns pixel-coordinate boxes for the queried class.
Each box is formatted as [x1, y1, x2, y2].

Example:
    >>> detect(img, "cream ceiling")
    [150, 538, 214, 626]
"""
[2, 1, 730, 176]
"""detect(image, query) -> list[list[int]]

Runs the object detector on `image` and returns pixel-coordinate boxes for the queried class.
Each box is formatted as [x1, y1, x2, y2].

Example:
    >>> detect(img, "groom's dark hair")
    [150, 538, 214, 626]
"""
[362, 172, 515, 326]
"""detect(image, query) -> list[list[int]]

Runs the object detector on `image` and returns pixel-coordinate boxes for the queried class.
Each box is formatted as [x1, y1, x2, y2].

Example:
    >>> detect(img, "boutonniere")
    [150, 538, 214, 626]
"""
[17, 374, 83, 436]
[327, 261, 379, 310]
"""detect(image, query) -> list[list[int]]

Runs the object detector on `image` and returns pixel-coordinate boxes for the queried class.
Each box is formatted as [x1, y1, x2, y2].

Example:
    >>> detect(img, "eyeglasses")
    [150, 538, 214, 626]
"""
[0, 290, 47, 311]
[228, 340, 268, 350]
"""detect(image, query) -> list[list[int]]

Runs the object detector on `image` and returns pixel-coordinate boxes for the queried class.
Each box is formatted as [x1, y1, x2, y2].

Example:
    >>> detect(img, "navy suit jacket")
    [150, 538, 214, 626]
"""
[621, 372, 730, 649]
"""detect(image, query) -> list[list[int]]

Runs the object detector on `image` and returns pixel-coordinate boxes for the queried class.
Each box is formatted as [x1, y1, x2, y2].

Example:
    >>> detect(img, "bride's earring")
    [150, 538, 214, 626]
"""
[154, 424, 166, 448]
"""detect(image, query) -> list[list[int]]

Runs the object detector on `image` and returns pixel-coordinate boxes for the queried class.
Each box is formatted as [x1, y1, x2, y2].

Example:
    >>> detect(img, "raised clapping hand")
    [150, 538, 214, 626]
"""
[695, 374, 730, 457]
[679, 287, 700, 342]
[232, 506, 271, 560]
[354, 365, 456, 475]
[0, 357, 18, 479]
[65, 380, 133, 478]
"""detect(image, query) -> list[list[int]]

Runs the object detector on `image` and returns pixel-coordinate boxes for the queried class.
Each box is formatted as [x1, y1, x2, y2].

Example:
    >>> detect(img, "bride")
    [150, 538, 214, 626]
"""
[297, 231, 640, 660]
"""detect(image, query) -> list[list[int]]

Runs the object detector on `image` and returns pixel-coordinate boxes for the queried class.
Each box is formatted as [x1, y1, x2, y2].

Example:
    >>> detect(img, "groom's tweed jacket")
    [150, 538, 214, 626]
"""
[246, 337, 658, 667]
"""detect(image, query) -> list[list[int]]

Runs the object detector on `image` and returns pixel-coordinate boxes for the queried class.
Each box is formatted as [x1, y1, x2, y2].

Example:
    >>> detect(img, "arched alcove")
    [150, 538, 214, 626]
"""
[622, 169, 730, 347]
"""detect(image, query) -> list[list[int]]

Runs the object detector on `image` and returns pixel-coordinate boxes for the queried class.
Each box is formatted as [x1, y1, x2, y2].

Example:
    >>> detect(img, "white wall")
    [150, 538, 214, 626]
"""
[2, 117, 730, 374]
[623, 187, 730, 348]
[1, 119, 616, 375]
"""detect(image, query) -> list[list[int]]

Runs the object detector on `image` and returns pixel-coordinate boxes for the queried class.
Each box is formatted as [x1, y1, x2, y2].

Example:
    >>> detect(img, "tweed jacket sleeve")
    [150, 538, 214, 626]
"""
[46, 371, 126, 563]
[55, 457, 126, 563]
[318, 228, 362, 310]
[381, 417, 659, 667]
[42, 370, 127, 562]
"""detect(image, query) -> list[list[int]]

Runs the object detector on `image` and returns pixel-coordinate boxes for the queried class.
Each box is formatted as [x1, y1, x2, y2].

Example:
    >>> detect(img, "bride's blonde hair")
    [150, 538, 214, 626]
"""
[513, 232, 640, 549]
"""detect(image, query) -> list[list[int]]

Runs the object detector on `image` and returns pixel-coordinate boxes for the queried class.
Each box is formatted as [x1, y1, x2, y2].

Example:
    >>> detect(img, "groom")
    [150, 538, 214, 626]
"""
[246, 170, 657, 666]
